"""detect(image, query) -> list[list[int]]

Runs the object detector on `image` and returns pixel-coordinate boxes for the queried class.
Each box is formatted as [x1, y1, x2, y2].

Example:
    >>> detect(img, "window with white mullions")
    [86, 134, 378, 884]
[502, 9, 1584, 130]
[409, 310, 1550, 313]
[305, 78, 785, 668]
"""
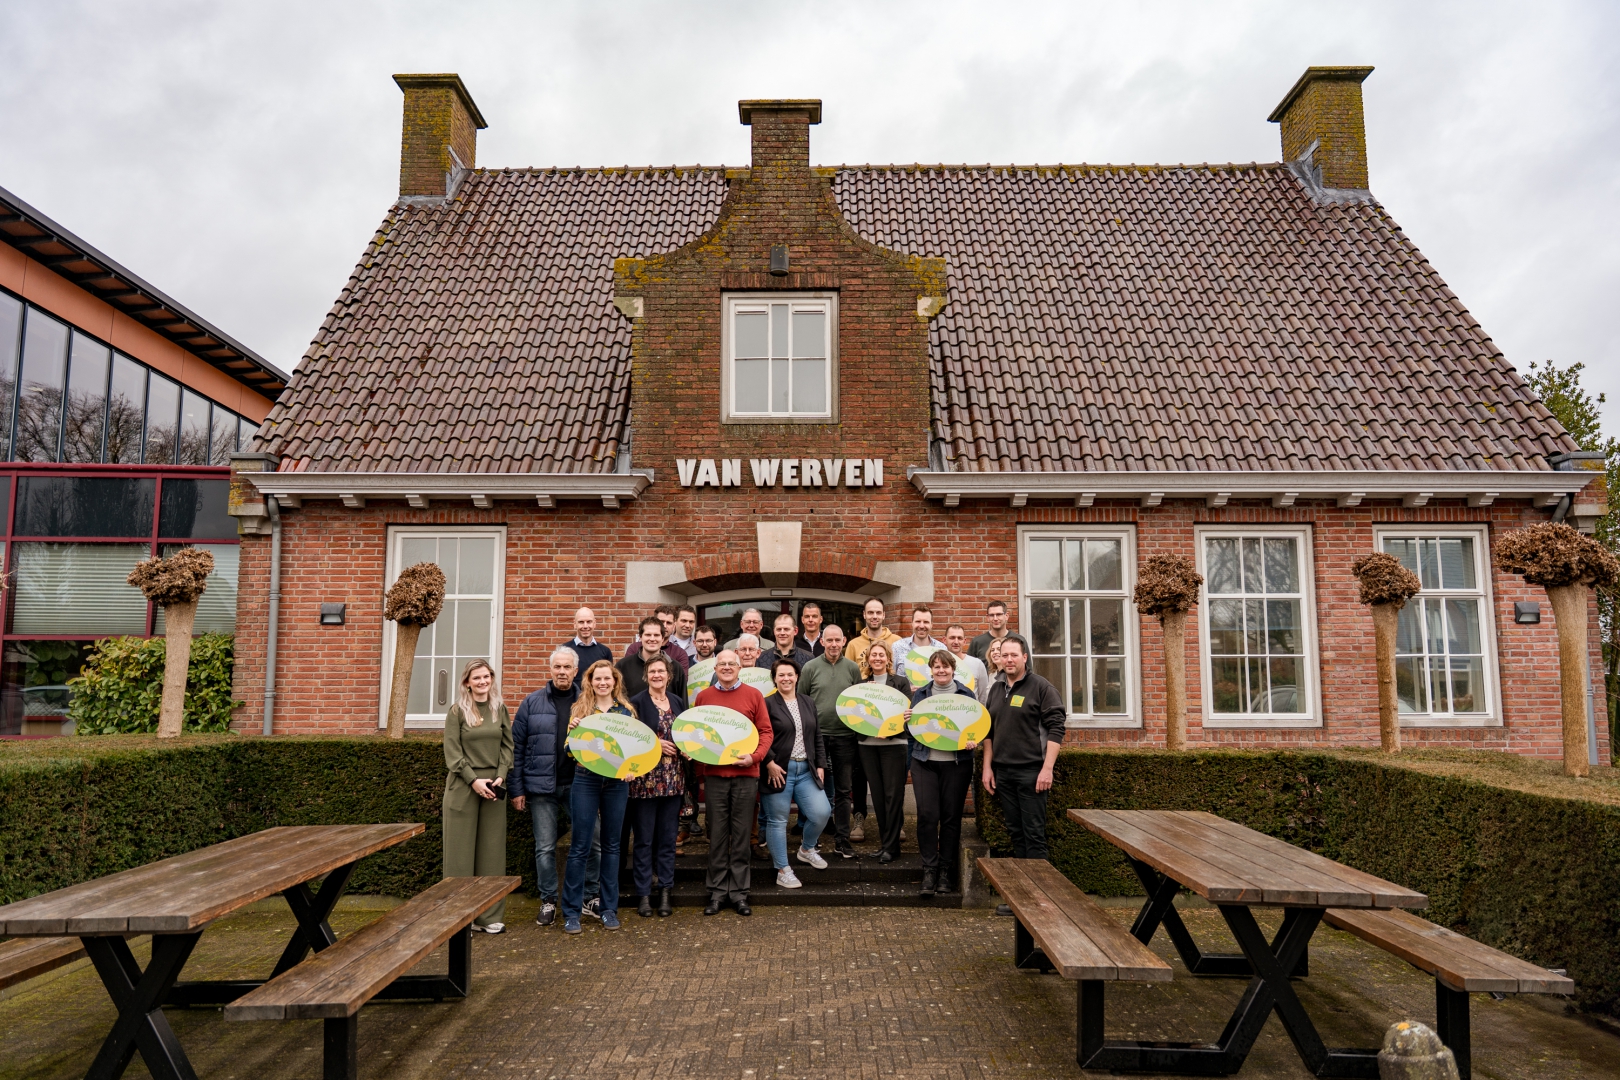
[1381, 534, 1492, 720]
[382, 527, 506, 728]
[725, 294, 833, 419]
[1022, 531, 1133, 723]
[1202, 532, 1312, 721]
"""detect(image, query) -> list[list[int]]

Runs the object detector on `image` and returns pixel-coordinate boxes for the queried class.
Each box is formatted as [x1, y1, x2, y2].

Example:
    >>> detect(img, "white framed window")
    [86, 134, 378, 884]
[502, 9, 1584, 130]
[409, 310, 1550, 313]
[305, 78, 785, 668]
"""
[1375, 526, 1500, 726]
[1196, 525, 1321, 727]
[379, 527, 506, 729]
[721, 293, 837, 422]
[1018, 525, 1140, 728]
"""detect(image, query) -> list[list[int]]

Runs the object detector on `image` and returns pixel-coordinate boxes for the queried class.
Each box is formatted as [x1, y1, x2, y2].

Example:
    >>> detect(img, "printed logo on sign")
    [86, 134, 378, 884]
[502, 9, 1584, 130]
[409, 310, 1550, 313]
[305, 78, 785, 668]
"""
[673, 705, 760, 766]
[907, 694, 991, 754]
[687, 657, 717, 697]
[568, 713, 662, 780]
[740, 666, 777, 697]
[835, 683, 910, 739]
[901, 647, 935, 690]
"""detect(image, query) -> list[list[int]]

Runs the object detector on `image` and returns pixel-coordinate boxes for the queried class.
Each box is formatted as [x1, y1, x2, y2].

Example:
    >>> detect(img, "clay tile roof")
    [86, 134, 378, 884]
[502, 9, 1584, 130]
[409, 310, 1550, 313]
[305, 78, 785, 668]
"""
[833, 163, 1573, 473]
[260, 167, 729, 474]
[261, 161, 1574, 475]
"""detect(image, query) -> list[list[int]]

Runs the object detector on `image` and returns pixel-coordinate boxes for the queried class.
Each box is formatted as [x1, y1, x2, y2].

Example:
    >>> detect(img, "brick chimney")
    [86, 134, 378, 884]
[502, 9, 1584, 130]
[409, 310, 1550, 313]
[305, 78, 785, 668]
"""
[739, 99, 822, 171]
[393, 73, 487, 198]
[1267, 66, 1373, 191]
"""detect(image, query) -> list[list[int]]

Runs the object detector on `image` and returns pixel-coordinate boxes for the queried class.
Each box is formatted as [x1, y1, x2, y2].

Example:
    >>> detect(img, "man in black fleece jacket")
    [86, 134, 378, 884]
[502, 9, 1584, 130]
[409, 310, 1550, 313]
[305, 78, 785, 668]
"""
[982, 634, 1066, 865]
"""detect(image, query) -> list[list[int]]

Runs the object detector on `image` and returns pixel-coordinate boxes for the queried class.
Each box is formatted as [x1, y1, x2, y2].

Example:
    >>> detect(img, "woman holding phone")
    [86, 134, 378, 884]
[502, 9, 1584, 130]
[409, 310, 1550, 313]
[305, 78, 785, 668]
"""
[761, 657, 832, 888]
[628, 655, 688, 918]
[442, 658, 514, 933]
[855, 641, 913, 864]
[561, 659, 636, 934]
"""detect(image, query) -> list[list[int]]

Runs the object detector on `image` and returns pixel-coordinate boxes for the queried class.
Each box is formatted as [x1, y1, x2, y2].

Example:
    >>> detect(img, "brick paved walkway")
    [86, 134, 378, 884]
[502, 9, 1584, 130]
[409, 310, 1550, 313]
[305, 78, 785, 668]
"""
[3, 897, 1616, 1079]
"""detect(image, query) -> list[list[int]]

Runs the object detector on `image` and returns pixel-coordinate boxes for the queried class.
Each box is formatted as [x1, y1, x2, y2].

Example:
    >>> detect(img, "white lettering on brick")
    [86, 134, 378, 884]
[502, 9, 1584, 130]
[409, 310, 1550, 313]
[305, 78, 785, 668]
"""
[721, 459, 742, 487]
[845, 459, 862, 486]
[695, 459, 720, 487]
[782, 458, 800, 486]
[750, 458, 780, 486]
[802, 458, 823, 486]
[865, 459, 883, 486]
[677, 459, 697, 487]
[822, 458, 843, 485]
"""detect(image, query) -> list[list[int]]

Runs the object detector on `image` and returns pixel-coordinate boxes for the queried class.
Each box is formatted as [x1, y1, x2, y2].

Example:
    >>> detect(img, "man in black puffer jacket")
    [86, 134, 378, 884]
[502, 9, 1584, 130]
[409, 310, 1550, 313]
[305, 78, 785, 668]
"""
[509, 647, 601, 926]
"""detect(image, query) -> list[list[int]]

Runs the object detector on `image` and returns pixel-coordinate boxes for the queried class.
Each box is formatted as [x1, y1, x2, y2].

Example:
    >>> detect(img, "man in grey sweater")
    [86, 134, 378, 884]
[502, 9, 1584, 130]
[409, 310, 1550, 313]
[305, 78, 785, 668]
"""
[798, 624, 863, 859]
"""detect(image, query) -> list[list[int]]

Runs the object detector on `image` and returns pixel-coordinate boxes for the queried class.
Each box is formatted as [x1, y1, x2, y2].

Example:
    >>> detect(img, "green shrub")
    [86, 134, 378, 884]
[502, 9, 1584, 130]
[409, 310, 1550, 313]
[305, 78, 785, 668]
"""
[0, 736, 540, 908]
[976, 748, 1620, 1017]
[67, 634, 243, 734]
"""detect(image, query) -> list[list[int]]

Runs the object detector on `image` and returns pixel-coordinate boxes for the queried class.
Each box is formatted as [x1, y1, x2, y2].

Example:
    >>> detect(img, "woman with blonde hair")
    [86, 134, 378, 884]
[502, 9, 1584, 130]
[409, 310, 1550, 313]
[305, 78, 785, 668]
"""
[856, 641, 913, 863]
[561, 659, 636, 934]
[442, 658, 514, 932]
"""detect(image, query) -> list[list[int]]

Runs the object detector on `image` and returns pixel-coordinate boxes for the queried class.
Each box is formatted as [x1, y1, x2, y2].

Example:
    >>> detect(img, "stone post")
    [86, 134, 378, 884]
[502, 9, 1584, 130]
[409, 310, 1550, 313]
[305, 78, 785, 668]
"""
[1377, 1021, 1459, 1080]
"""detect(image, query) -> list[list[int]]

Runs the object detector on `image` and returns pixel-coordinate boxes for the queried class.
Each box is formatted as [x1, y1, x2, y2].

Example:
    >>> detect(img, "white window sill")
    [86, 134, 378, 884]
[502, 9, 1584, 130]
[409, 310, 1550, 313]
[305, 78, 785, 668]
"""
[1065, 716, 1142, 729]
[1202, 716, 1323, 729]
[1398, 716, 1502, 728]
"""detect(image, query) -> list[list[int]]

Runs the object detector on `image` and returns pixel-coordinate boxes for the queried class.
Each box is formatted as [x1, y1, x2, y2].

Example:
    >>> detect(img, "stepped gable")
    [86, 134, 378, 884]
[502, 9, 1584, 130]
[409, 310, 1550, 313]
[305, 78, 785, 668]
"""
[832, 162, 1573, 475]
[259, 160, 1575, 476]
[259, 166, 729, 474]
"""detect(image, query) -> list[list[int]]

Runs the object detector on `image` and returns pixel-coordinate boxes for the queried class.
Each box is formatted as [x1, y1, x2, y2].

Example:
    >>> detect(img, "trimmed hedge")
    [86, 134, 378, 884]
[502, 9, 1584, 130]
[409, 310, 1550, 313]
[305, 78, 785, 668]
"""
[3, 738, 1617, 1017]
[0, 736, 541, 904]
[977, 748, 1620, 1017]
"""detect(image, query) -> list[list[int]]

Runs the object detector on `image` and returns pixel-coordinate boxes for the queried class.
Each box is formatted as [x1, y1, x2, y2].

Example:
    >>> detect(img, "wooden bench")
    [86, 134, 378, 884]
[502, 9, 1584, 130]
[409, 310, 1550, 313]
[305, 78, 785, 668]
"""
[0, 936, 92, 990]
[226, 876, 519, 1080]
[1325, 907, 1574, 1080]
[977, 858, 1172, 1069]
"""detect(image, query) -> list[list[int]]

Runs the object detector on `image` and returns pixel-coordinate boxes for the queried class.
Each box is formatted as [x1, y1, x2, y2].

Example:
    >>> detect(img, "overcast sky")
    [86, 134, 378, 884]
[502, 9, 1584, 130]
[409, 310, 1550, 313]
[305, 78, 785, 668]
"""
[2, 1, 1616, 430]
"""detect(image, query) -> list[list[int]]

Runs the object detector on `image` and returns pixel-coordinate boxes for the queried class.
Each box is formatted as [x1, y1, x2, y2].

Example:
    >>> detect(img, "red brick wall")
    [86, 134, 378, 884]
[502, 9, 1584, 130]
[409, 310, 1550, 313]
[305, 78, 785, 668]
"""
[231, 493, 1608, 766]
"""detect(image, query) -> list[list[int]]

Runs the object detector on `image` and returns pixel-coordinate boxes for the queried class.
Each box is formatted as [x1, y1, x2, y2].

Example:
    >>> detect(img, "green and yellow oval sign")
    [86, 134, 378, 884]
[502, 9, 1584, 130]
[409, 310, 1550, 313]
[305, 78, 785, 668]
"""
[835, 683, 910, 739]
[567, 712, 661, 780]
[907, 693, 991, 753]
[672, 705, 760, 766]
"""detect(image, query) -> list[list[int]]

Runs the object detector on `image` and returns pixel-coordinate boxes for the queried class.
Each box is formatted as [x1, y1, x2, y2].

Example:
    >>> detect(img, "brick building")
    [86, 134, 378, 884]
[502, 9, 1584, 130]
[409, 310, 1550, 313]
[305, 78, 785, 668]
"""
[230, 68, 1609, 761]
[0, 185, 285, 734]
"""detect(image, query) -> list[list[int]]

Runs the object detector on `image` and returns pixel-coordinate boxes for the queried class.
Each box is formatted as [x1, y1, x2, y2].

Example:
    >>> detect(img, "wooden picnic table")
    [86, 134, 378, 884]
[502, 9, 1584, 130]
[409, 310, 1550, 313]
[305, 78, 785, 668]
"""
[0, 823, 423, 1080]
[1069, 809, 1427, 1079]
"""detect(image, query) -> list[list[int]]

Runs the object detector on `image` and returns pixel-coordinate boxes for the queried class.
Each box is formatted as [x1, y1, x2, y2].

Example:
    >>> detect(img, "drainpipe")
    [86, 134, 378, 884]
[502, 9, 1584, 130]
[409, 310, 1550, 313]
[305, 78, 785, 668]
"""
[1551, 495, 1571, 523]
[262, 495, 282, 735]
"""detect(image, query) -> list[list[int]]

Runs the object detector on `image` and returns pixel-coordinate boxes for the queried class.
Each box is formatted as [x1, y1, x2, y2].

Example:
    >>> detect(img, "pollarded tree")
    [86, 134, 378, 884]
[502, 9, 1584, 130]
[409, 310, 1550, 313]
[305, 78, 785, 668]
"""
[126, 547, 213, 738]
[1351, 552, 1422, 753]
[1495, 522, 1620, 776]
[383, 562, 447, 739]
[1134, 555, 1204, 751]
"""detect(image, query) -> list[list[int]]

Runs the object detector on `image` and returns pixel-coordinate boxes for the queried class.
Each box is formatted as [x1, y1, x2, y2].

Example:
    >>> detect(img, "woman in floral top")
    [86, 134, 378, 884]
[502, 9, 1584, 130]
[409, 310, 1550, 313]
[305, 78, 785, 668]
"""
[628, 654, 688, 918]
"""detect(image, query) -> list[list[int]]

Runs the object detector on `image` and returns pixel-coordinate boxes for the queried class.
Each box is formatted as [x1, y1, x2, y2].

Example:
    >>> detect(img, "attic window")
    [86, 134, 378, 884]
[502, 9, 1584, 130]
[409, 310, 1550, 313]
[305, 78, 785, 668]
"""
[722, 293, 836, 423]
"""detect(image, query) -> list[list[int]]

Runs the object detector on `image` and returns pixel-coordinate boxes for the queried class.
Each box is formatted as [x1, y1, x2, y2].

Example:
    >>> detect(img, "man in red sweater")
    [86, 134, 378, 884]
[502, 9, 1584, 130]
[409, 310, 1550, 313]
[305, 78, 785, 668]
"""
[696, 649, 773, 916]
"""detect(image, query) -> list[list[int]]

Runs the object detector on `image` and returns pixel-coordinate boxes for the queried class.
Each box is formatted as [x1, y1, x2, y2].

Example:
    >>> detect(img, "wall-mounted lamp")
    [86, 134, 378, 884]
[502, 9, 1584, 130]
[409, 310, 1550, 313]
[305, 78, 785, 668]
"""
[769, 244, 789, 276]
[319, 603, 347, 626]
[1513, 601, 1541, 625]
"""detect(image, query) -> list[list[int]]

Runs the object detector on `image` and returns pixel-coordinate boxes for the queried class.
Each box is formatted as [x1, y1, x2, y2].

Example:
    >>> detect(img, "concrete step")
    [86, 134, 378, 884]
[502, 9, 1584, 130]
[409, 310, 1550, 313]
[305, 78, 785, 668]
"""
[652, 879, 966, 909]
[619, 851, 932, 886]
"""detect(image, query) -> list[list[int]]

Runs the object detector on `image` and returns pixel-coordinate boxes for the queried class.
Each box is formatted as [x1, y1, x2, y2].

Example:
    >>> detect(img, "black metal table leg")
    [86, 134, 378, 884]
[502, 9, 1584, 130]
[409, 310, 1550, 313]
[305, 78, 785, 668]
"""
[1077, 904, 1378, 1077]
[166, 860, 359, 1007]
[324, 1015, 358, 1080]
[82, 933, 202, 1080]
[1014, 917, 1055, 973]
[1434, 981, 1472, 1080]
[372, 924, 475, 1001]
[1126, 858, 1254, 977]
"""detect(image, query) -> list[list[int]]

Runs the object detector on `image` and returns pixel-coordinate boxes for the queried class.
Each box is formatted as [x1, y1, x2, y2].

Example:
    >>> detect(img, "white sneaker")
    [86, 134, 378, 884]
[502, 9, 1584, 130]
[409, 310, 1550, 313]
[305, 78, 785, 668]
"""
[776, 867, 803, 889]
[796, 846, 828, 870]
[477, 922, 506, 934]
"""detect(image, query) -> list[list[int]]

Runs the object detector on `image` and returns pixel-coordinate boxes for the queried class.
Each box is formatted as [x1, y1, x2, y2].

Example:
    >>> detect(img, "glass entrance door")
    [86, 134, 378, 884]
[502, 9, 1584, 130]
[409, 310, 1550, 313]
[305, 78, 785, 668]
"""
[697, 598, 867, 648]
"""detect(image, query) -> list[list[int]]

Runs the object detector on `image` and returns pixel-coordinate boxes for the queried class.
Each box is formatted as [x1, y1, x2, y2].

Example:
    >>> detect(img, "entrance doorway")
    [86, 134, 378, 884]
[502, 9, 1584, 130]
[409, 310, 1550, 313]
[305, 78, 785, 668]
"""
[697, 597, 866, 646]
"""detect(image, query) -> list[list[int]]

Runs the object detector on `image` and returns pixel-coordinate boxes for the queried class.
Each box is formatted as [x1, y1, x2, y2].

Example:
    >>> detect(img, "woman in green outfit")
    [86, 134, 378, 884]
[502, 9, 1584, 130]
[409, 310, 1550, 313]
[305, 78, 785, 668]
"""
[443, 658, 514, 933]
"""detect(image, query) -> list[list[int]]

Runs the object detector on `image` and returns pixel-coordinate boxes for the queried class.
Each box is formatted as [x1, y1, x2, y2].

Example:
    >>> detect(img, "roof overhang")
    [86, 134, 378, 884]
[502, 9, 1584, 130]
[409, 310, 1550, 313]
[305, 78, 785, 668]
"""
[906, 468, 1597, 510]
[239, 470, 652, 513]
[0, 184, 289, 399]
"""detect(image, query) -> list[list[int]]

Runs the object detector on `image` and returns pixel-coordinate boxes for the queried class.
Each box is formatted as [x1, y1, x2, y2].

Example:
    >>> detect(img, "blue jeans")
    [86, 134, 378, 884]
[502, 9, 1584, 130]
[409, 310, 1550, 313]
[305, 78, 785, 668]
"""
[528, 787, 599, 903]
[562, 771, 628, 920]
[761, 760, 832, 869]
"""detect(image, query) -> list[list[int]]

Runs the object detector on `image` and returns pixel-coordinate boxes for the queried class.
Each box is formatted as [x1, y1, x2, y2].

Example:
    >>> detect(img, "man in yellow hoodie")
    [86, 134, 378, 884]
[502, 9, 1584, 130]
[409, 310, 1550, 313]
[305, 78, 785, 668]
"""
[845, 597, 903, 671]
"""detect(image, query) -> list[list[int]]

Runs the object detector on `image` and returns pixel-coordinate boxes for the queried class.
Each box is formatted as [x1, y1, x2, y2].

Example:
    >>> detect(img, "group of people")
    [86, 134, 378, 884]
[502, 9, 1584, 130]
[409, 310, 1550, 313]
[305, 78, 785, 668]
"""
[437, 596, 1068, 931]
